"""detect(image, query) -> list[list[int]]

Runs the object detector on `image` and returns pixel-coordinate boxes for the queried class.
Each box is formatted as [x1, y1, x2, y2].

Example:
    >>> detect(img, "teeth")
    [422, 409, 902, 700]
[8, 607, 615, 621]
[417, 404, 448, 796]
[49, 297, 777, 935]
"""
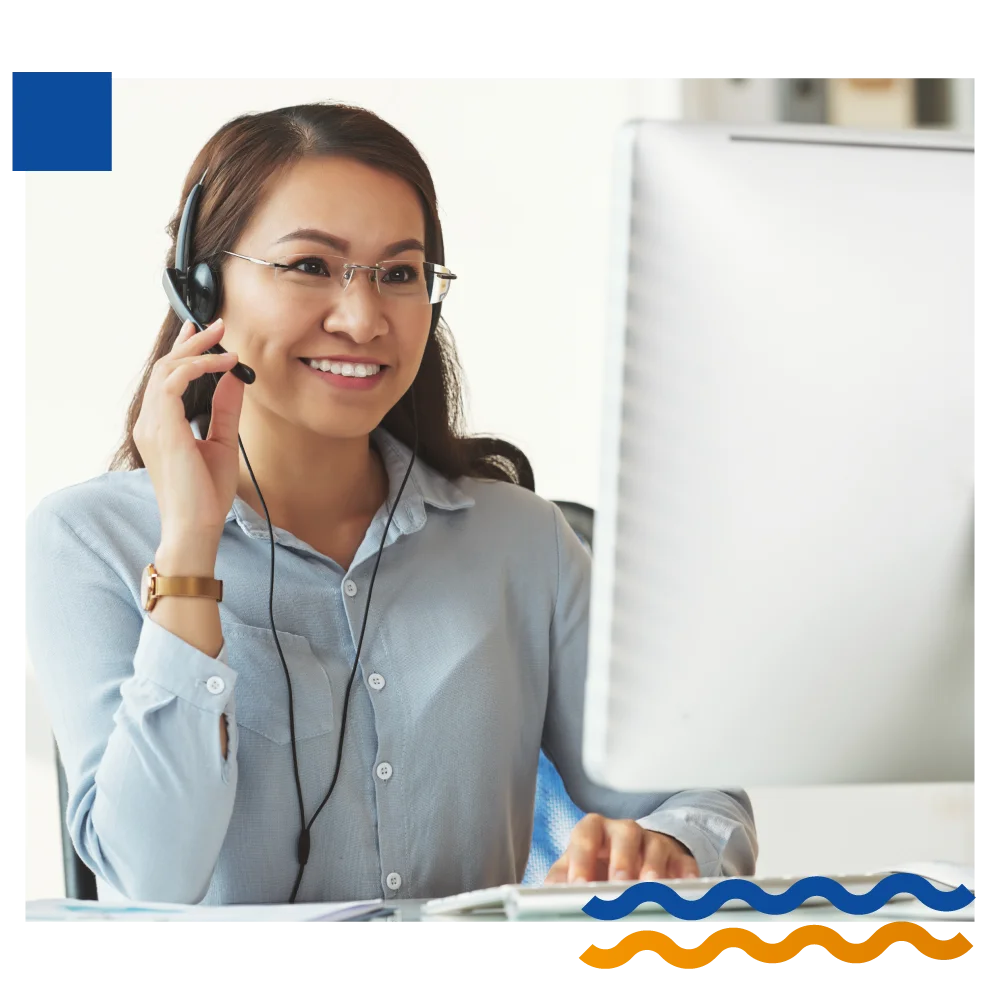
[307, 360, 380, 377]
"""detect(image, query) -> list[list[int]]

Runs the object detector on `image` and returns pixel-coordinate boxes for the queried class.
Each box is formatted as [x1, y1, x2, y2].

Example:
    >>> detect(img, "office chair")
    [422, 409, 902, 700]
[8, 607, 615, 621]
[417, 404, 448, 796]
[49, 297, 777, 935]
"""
[522, 500, 592, 885]
[54, 501, 595, 897]
[55, 741, 98, 900]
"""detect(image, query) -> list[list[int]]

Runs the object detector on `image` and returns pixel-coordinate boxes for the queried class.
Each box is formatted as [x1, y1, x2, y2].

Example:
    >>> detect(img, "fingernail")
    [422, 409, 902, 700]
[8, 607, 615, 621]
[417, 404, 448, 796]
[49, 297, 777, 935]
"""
[641, 870, 658, 881]
[208, 317, 224, 330]
[571, 875, 587, 884]
[613, 870, 630, 881]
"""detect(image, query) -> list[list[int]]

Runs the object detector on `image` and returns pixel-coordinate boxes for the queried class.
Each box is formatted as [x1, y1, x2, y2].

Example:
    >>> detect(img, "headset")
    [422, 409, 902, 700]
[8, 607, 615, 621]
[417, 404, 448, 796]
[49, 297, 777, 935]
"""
[161, 171, 258, 383]
[162, 167, 420, 903]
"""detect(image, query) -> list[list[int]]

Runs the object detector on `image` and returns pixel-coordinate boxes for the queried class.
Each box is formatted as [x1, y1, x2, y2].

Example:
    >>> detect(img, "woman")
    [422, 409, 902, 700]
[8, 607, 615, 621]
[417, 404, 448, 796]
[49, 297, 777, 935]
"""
[25, 103, 757, 905]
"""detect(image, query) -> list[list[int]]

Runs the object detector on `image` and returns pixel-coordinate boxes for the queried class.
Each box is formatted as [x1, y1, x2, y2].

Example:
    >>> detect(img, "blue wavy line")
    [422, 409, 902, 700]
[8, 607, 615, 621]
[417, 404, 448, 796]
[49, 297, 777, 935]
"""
[582, 874, 975, 920]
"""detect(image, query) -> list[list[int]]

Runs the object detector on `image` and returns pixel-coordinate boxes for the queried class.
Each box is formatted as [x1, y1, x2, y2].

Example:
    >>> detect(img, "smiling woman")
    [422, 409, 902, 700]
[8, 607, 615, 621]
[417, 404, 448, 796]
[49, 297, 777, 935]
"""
[112, 108, 524, 489]
[24, 102, 757, 907]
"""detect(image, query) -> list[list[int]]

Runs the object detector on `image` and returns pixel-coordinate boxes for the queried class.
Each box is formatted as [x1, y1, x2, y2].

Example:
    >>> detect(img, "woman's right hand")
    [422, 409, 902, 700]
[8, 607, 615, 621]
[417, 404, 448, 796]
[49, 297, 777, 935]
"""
[133, 318, 246, 551]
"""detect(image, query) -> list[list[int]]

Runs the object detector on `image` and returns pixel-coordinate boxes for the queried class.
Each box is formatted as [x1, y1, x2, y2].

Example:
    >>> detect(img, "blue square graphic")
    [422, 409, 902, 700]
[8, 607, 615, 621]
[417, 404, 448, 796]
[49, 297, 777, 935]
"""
[12, 72, 112, 171]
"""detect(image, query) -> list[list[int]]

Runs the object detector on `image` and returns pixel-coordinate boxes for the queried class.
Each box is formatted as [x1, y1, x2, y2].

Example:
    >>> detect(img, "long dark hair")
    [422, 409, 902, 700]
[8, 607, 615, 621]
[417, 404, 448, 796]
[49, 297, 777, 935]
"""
[110, 102, 534, 490]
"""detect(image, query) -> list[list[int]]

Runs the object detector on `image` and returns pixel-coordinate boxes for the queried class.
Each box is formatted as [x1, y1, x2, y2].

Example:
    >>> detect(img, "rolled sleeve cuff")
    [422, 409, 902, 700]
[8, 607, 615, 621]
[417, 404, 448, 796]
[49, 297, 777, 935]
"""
[133, 615, 237, 713]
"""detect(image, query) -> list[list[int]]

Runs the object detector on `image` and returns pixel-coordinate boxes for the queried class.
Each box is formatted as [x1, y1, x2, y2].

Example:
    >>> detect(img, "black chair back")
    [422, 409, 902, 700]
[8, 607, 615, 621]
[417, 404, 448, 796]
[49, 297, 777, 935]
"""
[552, 500, 594, 550]
[55, 743, 98, 900]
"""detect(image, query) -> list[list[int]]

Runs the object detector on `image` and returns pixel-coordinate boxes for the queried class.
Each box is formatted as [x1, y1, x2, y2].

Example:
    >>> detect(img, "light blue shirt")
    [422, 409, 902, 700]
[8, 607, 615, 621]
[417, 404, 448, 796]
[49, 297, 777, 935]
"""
[25, 425, 757, 905]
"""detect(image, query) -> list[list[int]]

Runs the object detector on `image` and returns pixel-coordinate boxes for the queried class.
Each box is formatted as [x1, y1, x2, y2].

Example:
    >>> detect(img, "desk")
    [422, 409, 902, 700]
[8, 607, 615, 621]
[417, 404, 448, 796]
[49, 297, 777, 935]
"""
[385, 898, 973, 922]
[24, 900, 976, 952]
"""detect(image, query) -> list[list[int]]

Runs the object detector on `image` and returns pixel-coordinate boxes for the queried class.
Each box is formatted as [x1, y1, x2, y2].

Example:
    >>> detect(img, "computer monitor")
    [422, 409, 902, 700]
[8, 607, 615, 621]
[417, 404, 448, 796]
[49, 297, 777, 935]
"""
[583, 121, 973, 791]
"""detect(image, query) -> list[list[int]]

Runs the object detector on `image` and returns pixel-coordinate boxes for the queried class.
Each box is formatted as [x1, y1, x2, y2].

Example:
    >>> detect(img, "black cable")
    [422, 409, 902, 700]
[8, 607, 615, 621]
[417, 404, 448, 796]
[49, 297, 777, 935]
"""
[206, 374, 310, 847]
[209, 370, 419, 903]
[287, 386, 418, 903]
[243, 438, 311, 855]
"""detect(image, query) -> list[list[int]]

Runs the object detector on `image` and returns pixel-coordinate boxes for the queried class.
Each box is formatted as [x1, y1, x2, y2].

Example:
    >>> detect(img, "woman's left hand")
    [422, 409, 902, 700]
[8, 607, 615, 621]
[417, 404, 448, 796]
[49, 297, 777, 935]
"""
[543, 813, 699, 883]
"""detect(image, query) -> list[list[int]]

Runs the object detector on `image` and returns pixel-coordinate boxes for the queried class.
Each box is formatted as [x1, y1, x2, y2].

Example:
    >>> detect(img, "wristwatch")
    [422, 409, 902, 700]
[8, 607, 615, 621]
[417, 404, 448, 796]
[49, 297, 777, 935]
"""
[140, 562, 223, 612]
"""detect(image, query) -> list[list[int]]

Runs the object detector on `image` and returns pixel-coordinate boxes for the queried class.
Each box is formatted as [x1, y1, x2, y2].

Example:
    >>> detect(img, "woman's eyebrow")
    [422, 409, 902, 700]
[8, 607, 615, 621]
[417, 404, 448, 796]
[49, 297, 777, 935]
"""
[274, 228, 425, 256]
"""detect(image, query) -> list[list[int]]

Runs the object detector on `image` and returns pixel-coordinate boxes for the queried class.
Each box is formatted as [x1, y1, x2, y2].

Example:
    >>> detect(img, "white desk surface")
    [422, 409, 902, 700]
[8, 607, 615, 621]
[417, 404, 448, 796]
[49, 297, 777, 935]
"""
[391, 899, 973, 922]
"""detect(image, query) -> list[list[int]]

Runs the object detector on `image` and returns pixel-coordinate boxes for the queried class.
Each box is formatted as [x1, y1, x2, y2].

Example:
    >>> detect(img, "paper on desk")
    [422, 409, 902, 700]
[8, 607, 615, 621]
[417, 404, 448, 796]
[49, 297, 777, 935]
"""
[26, 898, 386, 921]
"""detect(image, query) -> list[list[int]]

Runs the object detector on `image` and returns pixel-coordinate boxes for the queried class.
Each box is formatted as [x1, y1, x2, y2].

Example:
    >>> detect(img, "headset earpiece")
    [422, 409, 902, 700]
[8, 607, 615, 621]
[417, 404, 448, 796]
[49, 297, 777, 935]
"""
[187, 260, 220, 326]
[161, 173, 255, 384]
[170, 170, 219, 326]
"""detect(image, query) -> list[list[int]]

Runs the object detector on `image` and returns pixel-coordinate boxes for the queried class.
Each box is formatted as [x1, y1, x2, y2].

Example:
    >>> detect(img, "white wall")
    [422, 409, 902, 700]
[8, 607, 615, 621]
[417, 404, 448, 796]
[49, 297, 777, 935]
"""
[951, 78, 975, 133]
[25, 78, 972, 899]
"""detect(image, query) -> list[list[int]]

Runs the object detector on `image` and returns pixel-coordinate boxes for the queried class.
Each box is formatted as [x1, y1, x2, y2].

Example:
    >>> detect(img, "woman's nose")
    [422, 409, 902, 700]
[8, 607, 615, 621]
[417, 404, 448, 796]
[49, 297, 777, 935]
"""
[322, 271, 386, 341]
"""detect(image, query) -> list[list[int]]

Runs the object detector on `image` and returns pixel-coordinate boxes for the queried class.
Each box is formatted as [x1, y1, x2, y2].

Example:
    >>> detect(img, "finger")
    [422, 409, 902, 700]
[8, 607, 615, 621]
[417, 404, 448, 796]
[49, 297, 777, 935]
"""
[173, 319, 198, 346]
[666, 846, 700, 880]
[637, 833, 676, 881]
[160, 352, 240, 395]
[544, 852, 570, 885]
[169, 316, 226, 358]
[566, 814, 608, 883]
[607, 821, 645, 881]
[204, 369, 246, 448]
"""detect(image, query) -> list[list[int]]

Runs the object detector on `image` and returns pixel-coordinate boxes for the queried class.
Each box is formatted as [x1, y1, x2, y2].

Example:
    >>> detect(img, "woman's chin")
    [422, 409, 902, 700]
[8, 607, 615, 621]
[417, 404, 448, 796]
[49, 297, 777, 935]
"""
[296, 409, 386, 441]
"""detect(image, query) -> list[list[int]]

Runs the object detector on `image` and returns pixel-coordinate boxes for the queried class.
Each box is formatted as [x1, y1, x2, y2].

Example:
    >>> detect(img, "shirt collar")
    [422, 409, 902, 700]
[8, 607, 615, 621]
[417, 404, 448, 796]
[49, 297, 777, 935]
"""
[189, 417, 474, 545]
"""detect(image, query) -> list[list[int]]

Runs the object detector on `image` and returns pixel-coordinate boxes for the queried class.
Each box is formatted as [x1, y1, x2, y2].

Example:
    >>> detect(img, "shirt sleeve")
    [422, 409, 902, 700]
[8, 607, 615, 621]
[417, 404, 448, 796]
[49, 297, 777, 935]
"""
[540, 502, 758, 877]
[25, 501, 240, 903]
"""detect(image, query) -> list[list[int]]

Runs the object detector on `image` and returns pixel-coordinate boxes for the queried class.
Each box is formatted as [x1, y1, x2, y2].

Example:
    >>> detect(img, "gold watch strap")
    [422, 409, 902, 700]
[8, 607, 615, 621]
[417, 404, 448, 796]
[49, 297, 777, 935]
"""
[153, 575, 223, 601]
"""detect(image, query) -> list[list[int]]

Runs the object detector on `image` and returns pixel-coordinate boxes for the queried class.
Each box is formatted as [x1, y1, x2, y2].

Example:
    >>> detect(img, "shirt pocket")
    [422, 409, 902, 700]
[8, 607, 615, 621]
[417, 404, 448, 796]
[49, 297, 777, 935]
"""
[222, 621, 336, 745]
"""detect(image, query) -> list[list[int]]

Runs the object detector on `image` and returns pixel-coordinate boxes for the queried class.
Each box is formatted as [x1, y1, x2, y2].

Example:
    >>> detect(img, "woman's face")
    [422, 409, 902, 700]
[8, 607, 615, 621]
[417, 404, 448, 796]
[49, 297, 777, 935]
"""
[219, 155, 433, 441]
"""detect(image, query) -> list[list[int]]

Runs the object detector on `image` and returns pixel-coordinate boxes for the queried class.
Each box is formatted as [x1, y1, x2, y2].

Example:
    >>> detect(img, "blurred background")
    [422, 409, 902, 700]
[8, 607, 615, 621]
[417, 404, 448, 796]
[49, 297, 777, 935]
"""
[26, 78, 974, 900]
[680, 73, 976, 132]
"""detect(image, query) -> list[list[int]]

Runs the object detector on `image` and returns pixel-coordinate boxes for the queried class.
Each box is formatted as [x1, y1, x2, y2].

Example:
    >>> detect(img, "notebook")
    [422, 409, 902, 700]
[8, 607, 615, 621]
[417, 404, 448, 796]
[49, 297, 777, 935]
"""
[421, 863, 974, 920]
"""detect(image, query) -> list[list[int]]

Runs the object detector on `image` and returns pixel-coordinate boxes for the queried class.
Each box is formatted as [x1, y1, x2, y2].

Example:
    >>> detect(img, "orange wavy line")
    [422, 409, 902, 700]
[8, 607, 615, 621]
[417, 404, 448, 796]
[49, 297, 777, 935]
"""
[580, 923, 972, 969]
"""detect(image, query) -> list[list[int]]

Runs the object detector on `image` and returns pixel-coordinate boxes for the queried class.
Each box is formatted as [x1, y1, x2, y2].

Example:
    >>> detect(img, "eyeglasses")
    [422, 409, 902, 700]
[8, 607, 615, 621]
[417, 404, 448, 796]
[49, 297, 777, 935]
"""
[222, 250, 457, 306]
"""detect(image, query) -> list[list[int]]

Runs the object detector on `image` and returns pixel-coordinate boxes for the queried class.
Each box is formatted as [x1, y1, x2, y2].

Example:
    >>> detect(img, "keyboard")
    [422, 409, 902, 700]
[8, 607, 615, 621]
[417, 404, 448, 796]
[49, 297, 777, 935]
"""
[423, 873, 877, 918]
[422, 865, 973, 920]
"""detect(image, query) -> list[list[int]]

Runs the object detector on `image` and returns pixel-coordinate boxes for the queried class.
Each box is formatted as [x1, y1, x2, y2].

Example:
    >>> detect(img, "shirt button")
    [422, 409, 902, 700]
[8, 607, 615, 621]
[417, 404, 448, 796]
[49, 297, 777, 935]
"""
[344, 579, 358, 598]
[386, 872, 402, 891]
[376, 762, 393, 781]
[368, 673, 385, 691]
[206, 676, 226, 695]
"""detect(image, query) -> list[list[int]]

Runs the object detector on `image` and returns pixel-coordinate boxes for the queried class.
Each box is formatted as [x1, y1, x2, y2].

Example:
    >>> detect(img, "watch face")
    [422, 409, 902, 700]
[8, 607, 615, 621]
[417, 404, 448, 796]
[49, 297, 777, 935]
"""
[140, 564, 154, 610]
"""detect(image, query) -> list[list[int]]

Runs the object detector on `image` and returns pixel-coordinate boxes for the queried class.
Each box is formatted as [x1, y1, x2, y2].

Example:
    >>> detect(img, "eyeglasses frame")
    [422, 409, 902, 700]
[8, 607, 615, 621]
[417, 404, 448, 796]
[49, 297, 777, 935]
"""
[221, 250, 457, 305]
